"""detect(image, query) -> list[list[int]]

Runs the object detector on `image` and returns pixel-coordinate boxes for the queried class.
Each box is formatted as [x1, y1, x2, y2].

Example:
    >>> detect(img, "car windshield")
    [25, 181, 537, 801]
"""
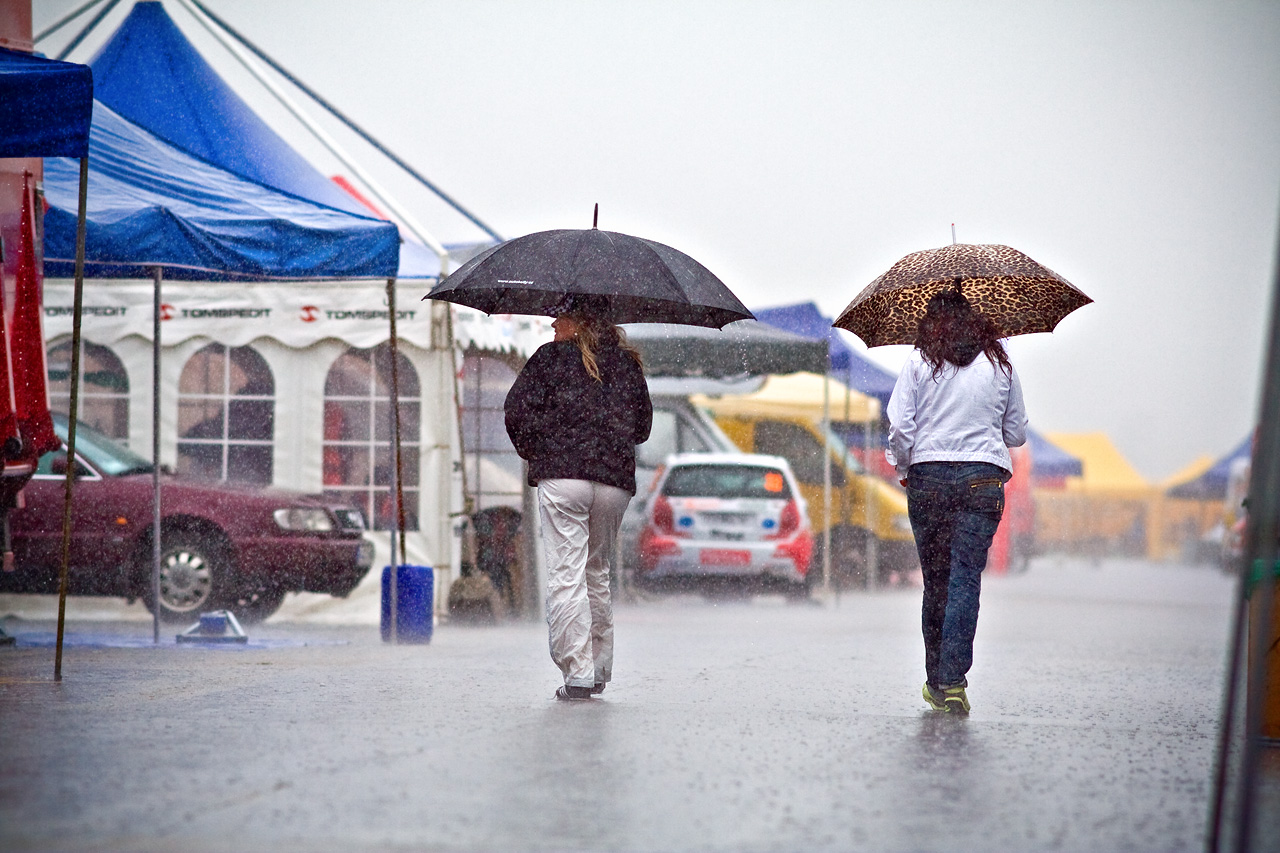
[52, 415, 154, 476]
[663, 464, 792, 499]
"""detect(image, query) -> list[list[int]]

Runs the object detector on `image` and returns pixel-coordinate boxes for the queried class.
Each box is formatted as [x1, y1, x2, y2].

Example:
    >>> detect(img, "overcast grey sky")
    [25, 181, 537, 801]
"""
[38, 0, 1280, 480]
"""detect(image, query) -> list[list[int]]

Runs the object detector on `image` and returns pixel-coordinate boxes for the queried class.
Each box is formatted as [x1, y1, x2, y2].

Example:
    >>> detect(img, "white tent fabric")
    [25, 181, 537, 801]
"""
[42, 279, 551, 354]
[41, 278, 552, 617]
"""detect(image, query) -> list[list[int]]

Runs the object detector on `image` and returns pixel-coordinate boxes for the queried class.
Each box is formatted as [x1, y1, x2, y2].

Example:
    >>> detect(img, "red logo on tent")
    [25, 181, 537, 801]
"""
[301, 305, 320, 322]
[160, 304, 176, 321]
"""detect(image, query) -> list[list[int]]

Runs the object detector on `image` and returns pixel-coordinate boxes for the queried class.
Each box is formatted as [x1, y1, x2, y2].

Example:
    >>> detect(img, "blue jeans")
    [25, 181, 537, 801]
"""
[906, 462, 1007, 689]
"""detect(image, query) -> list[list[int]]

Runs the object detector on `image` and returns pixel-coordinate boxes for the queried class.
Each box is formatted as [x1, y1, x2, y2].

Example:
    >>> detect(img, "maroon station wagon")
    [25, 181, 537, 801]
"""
[1, 416, 374, 623]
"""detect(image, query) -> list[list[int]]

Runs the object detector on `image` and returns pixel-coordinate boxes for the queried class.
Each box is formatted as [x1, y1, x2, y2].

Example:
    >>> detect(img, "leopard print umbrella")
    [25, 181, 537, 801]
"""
[833, 244, 1092, 347]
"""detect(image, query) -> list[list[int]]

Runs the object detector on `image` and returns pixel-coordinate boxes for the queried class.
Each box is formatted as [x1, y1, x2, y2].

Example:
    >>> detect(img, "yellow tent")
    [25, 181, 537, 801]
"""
[1035, 432, 1155, 558]
[692, 372, 879, 423]
[1161, 454, 1216, 491]
[1158, 453, 1225, 563]
[1045, 432, 1150, 493]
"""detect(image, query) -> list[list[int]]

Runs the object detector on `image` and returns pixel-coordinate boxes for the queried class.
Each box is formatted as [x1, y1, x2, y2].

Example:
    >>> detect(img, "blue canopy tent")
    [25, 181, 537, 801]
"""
[0, 46, 94, 157]
[40, 101, 402, 645]
[1027, 428, 1084, 481]
[82, 0, 441, 279]
[753, 301, 898, 407]
[42, 103, 401, 280]
[1167, 434, 1252, 500]
[41, 0, 471, 635]
[0, 44, 93, 668]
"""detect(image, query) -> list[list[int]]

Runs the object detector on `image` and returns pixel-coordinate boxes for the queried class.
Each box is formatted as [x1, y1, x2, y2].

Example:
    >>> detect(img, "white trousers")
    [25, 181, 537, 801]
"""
[537, 479, 631, 688]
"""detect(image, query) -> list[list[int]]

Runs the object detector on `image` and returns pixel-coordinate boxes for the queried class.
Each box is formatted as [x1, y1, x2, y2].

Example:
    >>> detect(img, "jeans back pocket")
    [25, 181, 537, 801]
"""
[966, 479, 1005, 516]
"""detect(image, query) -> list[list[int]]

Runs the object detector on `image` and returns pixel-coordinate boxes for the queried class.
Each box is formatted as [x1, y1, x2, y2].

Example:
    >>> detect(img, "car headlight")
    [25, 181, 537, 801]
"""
[274, 508, 334, 532]
[333, 507, 367, 531]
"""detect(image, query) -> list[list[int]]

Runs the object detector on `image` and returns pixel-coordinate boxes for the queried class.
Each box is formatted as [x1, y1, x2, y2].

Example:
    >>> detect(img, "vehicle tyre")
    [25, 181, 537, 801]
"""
[143, 531, 231, 623]
[784, 580, 811, 602]
[229, 585, 286, 624]
[813, 525, 870, 590]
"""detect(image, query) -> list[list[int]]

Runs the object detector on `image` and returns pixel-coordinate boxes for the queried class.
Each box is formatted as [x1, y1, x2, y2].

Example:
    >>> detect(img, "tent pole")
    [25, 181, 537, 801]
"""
[35, 0, 108, 44]
[388, 282, 407, 563]
[185, 0, 502, 244]
[52, 0, 123, 61]
[386, 279, 402, 643]
[172, 0, 451, 266]
[822, 370, 832, 600]
[864, 383, 877, 587]
[151, 266, 163, 644]
[444, 301, 470, 608]
[54, 156, 89, 682]
[473, 350, 482, 518]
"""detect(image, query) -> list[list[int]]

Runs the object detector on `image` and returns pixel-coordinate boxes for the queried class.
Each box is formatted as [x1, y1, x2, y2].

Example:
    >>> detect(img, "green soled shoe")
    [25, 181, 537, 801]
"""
[922, 682, 947, 711]
[922, 682, 971, 713]
[941, 684, 970, 713]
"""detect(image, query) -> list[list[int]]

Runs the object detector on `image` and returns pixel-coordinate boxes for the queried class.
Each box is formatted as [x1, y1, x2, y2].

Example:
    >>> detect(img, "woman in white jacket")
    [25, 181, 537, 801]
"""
[886, 288, 1027, 713]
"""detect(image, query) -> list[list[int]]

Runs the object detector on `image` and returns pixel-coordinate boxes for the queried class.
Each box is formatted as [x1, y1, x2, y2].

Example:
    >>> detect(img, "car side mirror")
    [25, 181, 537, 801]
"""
[49, 453, 88, 478]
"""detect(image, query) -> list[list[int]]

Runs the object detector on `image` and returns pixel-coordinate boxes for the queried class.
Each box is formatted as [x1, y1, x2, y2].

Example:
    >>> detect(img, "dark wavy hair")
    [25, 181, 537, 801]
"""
[914, 286, 1011, 379]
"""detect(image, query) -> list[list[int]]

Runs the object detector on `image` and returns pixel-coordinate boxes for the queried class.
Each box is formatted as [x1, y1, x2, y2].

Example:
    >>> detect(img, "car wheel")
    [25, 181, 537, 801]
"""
[784, 580, 811, 602]
[813, 525, 870, 590]
[144, 532, 229, 623]
[229, 586, 286, 624]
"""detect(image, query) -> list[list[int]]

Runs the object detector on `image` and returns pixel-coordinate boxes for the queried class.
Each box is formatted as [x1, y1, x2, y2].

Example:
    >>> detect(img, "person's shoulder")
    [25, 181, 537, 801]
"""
[902, 351, 928, 375]
[530, 340, 577, 362]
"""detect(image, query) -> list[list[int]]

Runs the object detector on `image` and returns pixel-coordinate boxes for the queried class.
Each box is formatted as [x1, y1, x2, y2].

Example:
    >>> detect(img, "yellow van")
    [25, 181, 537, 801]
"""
[694, 374, 916, 587]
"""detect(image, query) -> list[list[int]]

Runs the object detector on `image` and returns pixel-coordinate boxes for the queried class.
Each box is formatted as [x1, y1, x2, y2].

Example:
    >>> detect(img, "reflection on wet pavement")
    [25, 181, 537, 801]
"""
[1, 557, 1276, 852]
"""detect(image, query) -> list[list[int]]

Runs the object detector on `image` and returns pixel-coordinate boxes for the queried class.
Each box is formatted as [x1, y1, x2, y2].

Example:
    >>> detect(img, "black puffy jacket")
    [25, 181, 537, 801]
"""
[504, 341, 652, 494]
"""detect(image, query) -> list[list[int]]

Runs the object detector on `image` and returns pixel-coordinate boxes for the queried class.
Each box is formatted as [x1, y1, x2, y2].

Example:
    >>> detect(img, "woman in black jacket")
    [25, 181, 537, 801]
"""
[504, 295, 652, 701]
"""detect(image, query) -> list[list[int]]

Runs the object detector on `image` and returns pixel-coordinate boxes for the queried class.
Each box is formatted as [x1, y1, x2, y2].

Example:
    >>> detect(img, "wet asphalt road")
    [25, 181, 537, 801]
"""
[0, 557, 1271, 852]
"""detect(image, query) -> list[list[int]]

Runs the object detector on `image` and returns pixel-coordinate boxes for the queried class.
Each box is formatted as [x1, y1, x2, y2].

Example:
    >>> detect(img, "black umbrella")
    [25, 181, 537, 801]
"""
[425, 215, 752, 328]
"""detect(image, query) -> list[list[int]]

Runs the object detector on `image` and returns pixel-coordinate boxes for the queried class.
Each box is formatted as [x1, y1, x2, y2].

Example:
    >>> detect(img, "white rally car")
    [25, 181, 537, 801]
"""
[634, 452, 814, 598]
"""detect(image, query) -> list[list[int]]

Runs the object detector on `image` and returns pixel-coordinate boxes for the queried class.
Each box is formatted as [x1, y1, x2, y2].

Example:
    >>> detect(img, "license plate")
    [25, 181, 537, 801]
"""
[700, 549, 751, 566]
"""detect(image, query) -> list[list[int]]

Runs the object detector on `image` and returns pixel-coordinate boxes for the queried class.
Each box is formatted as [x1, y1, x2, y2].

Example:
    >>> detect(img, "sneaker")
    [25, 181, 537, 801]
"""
[922, 682, 947, 711]
[590, 682, 606, 695]
[940, 684, 970, 713]
[554, 685, 593, 701]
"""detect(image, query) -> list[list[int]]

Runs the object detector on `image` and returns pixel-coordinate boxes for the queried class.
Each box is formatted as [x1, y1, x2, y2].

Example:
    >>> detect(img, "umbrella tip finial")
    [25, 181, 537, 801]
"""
[951, 223, 957, 245]
[593, 203, 599, 229]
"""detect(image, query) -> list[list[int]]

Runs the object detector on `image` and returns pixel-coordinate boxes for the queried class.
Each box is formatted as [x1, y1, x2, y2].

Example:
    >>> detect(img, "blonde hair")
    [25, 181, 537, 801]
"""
[567, 313, 643, 382]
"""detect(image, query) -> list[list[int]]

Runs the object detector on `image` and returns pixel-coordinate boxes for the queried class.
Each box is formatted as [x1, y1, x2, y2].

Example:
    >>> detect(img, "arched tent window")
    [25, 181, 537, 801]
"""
[323, 344, 420, 531]
[47, 340, 130, 441]
[177, 344, 275, 485]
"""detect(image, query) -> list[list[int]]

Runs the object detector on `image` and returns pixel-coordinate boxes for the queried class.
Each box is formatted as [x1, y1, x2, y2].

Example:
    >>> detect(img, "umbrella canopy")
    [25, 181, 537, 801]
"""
[833, 243, 1092, 347]
[425, 228, 753, 328]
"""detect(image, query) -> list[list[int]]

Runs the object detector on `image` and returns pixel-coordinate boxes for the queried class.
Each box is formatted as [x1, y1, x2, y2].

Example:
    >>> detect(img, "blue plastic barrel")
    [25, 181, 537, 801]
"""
[381, 565, 434, 643]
